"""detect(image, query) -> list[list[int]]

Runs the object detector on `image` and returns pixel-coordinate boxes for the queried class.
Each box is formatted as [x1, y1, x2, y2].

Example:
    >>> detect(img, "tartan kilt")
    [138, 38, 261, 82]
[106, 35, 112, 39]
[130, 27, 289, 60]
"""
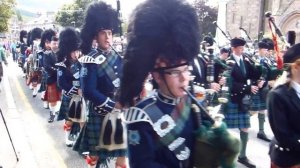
[249, 93, 266, 111]
[223, 102, 250, 129]
[57, 94, 71, 121]
[73, 106, 127, 158]
[38, 71, 47, 93]
[45, 83, 61, 103]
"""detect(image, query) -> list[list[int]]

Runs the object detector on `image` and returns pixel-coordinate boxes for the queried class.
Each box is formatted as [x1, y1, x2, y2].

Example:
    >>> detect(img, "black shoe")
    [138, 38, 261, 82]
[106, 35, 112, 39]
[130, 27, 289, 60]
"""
[257, 132, 271, 142]
[48, 114, 55, 123]
[238, 157, 256, 168]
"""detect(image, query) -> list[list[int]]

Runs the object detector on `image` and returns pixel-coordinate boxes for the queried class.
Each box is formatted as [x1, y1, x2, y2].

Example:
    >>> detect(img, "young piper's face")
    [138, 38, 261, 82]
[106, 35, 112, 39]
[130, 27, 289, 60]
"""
[51, 40, 59, 53]
[259, 48, 268, 57]
[232, 46, 244, 56]
[96, 29, 113, 51]
[154, 63, 191, 98]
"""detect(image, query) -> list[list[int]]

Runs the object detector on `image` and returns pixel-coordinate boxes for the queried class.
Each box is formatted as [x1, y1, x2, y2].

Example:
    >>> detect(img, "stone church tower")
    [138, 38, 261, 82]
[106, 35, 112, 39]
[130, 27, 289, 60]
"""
[223, 0, 300, 44]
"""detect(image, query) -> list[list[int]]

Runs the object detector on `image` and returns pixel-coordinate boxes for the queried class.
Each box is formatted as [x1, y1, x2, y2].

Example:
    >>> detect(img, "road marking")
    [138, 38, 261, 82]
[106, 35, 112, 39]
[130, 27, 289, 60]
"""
[10, 69, 68, 168]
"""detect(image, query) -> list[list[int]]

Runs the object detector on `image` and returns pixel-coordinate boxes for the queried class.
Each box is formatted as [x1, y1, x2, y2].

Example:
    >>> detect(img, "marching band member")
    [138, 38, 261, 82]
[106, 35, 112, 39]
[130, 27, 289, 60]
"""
[224, 37, 262, 168]
[74, 2, 127, 168]
[41, 29, 60, 123]
[56, 27, 83, 147]
[27, 28, 43, 96]
[192, 36, 225, 94]
[119, 0, 200, 167]
[249, 41, 271, 142]
[268, 43, 300, 168]
[16, 30, 28, 70]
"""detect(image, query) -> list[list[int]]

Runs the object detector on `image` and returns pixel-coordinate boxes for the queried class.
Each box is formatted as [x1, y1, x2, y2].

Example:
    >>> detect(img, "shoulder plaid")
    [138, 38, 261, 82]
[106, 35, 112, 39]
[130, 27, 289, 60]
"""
[55, 62, 66, 68]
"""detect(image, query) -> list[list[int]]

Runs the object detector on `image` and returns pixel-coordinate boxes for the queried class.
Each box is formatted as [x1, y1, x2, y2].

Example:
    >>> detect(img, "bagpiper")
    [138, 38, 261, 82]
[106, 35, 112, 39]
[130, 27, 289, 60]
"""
[223, 37, 262, 168]
[74, 2, 127, 168]
[119, 0, 200, 166]
[56, 27, 83, 146]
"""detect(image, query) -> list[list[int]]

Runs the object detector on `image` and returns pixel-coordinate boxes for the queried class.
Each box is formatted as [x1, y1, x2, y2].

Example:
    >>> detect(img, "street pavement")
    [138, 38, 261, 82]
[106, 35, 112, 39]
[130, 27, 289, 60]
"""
[0, 56, 273, 168]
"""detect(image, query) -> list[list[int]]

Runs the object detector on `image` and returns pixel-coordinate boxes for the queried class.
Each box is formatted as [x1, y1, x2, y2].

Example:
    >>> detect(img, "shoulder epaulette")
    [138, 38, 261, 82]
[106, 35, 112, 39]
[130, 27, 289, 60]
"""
[55, 62, 66, 68]
[78, 54, 106, 65]
[43, 50, 51, 55]
[125, 96, 157, 125]
[78, 55, 96, 64]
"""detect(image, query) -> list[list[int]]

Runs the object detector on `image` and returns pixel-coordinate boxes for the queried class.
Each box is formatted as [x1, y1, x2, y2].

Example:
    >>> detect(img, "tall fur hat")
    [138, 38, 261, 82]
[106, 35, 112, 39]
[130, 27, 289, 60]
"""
[30, 28, 43, 41]
[57, 27, 81, 62]
[19, 30, 27, 43]
[80, 1, 119, 55]
[26, 31, 32, 46]
[40, 29, 56, 49]
[119, 0, 200, 106]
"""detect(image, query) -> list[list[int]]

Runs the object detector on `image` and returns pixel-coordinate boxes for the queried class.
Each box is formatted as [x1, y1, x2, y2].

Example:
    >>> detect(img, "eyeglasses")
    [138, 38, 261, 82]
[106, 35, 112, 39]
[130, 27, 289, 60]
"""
[163, 68, 191, 77]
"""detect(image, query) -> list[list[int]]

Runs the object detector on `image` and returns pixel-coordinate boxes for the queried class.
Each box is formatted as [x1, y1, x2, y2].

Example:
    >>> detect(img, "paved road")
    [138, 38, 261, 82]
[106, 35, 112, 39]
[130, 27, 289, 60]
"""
[0, 56, 273, 168]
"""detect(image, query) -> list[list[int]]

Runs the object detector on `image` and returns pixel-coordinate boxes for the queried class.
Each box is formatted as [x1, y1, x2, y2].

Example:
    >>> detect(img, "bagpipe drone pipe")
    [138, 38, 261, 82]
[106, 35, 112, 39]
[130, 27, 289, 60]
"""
[184, 84, 240, 168]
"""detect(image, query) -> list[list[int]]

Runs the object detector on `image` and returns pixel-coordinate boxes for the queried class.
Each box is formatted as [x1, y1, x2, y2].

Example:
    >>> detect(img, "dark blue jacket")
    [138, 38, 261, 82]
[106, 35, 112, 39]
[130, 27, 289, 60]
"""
[57, 61, 81, 96]
[126, 92, 196, 168]
[43, 51, 57, 84]
[80, 49, 123, 113]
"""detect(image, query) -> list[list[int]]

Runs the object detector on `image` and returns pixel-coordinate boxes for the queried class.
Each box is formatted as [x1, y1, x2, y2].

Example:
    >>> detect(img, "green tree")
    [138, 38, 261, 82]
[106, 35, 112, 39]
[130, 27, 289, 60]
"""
[55, 0, 93, 28]
[193, 0, 218, 40]
[0, 0, 16, 32]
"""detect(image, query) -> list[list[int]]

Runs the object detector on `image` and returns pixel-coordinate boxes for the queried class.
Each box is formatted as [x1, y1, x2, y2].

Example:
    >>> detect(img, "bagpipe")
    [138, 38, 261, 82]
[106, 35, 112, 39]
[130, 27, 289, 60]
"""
[26, 42, 43, 86]
[186, 45, 239, 167]
[184, 86, 240, 168]
[265, 11, 289, 70]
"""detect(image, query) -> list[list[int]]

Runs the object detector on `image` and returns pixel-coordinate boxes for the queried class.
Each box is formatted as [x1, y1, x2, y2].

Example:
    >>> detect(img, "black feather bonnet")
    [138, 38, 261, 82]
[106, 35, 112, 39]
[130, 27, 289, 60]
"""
[119, 0, 200, 106]
[19, 30, 27, 43]
[30, 28, 43, 43]
[40, 29, 56, 49]
[80, 1, 119, 54]
[57, 27, 81, 62]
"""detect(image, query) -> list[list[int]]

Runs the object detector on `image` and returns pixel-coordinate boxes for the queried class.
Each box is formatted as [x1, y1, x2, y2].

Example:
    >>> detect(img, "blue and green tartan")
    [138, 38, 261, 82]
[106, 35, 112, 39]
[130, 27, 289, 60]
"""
[57, 94, 71, 121]
[223, 102, 250, 129]
[249, 93, 266, 111]
[73, 106, 127, 158]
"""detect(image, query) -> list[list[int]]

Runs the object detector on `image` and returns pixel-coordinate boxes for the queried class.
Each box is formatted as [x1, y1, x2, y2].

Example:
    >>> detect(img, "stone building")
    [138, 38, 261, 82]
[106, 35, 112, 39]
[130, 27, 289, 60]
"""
[219, 0, 300, 44]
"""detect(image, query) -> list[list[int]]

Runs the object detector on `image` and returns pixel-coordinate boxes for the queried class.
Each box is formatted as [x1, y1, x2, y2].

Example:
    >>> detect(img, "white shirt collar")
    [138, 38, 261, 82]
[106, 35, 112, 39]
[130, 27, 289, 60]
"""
[291, 80, 300, 98]
[233, 54, 243, 66]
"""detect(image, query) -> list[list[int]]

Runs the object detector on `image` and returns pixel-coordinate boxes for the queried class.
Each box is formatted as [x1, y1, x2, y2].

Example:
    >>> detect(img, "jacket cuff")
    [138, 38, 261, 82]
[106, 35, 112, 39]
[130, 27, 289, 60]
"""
[66, 86, 79, 97]
[94, 98, 115, 116]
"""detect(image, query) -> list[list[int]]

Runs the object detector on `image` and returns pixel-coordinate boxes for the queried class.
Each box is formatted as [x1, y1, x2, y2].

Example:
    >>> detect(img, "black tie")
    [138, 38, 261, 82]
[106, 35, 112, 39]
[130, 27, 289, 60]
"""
[240, 59, 246, 76]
